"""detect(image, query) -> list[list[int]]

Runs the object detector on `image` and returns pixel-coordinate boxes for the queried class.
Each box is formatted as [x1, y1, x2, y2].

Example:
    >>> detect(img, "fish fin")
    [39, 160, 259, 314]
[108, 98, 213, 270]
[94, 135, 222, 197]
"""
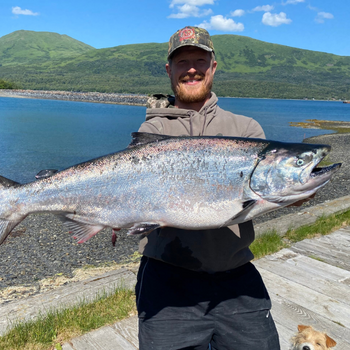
[242, 199, 256, 209]
[0, 219, 21, 245]
[0, 175, 20, 189]
[61, 216, 105, 243]
[112, 228, 120, 247]
[128, 133, 172, 148]
[222, 200, 257, 227]
[126, 223, 161, 235]
[35, 169, 58, 179]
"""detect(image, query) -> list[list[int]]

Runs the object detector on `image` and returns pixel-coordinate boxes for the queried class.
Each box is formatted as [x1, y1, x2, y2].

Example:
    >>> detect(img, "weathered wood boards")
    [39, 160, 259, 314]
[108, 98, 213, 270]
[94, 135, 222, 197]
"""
[0, 268, 136, 337]
[2, 228, 349, 349]
[255, 228, 350, 350]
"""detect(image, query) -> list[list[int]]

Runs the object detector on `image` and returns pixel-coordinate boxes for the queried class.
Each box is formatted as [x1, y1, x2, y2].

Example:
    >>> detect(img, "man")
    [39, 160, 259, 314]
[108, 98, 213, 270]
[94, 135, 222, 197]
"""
[136, 26, 281, 350]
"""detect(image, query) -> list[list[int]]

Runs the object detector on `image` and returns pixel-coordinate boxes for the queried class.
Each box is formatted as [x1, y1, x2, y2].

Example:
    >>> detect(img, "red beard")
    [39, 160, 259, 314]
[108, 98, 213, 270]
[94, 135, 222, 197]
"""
[172, 74, 213, 104]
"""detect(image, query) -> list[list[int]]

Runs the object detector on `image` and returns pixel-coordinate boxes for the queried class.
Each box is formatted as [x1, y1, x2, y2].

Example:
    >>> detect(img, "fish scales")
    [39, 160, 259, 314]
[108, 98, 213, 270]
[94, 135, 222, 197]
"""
[0, 133, 341, 245]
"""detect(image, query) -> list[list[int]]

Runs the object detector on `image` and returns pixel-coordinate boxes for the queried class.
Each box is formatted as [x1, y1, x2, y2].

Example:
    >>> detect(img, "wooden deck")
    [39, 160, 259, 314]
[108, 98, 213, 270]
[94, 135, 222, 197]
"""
[60, 227, 350, 349]
[255, 227, 350, 350]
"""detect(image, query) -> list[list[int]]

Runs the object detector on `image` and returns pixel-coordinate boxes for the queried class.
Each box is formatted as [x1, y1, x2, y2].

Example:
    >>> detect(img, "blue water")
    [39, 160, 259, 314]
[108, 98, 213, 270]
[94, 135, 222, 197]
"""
[0, 96, 349, 183]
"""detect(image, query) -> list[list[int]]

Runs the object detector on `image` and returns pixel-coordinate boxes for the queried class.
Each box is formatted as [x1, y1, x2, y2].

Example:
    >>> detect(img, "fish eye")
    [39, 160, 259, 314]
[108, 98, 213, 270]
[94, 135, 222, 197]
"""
[295, 153, 313, 167]
[296, 158, 304, 166]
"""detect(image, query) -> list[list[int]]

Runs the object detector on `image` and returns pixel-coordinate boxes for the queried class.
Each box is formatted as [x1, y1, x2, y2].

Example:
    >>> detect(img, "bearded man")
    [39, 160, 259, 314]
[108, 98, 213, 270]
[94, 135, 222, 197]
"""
[135, 26, 281, 350]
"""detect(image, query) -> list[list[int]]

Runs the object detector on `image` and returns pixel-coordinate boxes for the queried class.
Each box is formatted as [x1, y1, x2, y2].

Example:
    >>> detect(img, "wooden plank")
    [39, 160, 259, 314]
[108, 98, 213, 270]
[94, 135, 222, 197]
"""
[313, 234, 350, 252]
[71, 325, 137, 350]
[113, 315, 138, 348]
[339, 227, 350, 234]
[294, 238, 350, 258]
[274, 323, 294, 350]
[269, 293, 350, 349]
[328, 230, 350, 243]
[293, 231, 350, 252]
[266, 249, 350, 283]
[0, 268, 136, 336]
[290, 242, 350, 271]
[254, 250, 350, 305]
[257, 267, 350, 328]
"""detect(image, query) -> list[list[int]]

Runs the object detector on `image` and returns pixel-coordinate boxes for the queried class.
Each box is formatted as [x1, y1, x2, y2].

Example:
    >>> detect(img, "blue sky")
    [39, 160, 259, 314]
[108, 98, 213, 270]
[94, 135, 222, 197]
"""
[1, 1, 349, 56]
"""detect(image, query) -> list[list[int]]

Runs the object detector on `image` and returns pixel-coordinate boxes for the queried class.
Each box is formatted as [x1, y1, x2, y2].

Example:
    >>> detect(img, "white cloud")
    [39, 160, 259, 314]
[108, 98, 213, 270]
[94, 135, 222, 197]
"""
[198, 15, 244, 31]
[169, 0, 215, 9]
[283, 0, 304, 4]
[231, 9, 245, 17]
[315, 12, 334, 23]
[12, 6, 39, 16]
[253, 5, 274, 12]
[262, 12, 292, 26]
[168, 4, 213, 18]
[168, 0, 215, 18]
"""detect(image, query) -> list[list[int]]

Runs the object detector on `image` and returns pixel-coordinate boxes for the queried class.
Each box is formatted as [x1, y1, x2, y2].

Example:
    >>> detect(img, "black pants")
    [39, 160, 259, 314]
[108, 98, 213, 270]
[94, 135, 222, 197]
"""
[135, 257, 280, 350]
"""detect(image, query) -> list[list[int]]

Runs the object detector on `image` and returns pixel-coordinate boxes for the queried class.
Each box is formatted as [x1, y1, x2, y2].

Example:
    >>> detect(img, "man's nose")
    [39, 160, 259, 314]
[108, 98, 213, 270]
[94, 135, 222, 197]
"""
[186, 66, 197, 74]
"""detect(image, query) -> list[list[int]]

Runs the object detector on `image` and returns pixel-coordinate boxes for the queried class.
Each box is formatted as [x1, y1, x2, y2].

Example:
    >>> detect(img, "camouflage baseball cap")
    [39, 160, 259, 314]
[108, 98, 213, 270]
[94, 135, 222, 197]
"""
[168, 26, 214, 59]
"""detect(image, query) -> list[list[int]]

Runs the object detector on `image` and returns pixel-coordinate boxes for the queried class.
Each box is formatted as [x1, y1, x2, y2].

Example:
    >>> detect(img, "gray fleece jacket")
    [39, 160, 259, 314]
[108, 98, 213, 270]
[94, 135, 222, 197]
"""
[138, 92, 265, 273]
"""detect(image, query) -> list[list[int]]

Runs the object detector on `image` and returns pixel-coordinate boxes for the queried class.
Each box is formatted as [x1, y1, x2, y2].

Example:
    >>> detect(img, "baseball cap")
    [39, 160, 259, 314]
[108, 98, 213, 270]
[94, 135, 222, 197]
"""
[168, 26, 215, 59]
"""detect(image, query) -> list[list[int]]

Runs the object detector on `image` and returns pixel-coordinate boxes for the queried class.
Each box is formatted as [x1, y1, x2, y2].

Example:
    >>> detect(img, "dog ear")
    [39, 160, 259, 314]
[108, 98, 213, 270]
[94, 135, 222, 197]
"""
[325, 334, 337, 347]
[297, 325, 311, 332]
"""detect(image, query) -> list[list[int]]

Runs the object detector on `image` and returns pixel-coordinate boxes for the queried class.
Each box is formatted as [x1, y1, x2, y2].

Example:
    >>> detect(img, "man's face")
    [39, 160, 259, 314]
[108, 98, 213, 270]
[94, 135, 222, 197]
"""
[166, 46, 217, 105]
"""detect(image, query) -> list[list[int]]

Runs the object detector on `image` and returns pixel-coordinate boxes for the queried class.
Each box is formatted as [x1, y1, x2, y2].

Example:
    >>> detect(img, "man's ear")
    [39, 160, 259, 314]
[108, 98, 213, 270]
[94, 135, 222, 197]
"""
[212, 60, 217, 75]
[166, 63, 171, 78]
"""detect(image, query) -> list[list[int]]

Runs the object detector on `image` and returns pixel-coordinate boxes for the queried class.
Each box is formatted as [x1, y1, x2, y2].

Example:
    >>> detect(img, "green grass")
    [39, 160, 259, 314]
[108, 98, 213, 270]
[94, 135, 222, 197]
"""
[250, 231, 287, 259]
[285, 209, 350, 243]
[251, 209, 350, 259]
[0, 287, 136, 350]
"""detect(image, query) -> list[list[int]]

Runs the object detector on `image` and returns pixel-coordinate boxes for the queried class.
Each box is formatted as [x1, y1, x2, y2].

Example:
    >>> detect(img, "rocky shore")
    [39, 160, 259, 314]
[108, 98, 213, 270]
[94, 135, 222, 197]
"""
[0, 89, 148, 106]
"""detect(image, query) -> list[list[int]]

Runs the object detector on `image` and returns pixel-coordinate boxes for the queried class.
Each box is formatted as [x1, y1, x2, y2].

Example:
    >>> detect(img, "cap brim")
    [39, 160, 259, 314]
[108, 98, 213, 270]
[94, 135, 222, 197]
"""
[168, 44, 213, 59]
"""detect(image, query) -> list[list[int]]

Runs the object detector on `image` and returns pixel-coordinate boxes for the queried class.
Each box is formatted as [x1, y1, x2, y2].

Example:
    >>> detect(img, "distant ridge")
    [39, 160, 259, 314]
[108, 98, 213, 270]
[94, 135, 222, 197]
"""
[0, 30, 349, 100]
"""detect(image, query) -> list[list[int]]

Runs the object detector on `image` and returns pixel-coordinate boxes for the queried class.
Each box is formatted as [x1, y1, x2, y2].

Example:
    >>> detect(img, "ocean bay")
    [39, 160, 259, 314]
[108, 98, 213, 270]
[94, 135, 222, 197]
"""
[0, 96, 349, 183]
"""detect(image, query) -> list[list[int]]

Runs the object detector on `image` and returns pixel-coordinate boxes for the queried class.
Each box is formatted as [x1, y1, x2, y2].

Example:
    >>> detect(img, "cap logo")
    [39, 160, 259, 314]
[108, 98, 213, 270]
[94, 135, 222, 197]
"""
[179, 28, 195, 41]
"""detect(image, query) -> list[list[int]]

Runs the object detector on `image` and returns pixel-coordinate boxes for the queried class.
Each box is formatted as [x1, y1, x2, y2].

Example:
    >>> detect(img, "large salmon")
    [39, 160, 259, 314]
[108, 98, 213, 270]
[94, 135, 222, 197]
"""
[0, 133, 341, 245]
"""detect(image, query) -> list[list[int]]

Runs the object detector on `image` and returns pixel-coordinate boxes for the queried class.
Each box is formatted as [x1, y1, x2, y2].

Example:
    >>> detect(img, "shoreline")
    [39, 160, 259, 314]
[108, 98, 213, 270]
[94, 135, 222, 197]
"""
[1, 89, 347, 106]
[0, 89, 148, 106]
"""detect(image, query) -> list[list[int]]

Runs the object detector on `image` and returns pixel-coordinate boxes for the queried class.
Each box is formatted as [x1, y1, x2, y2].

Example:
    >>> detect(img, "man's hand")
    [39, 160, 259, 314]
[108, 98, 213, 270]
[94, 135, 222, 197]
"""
[288, 193, 316, 207]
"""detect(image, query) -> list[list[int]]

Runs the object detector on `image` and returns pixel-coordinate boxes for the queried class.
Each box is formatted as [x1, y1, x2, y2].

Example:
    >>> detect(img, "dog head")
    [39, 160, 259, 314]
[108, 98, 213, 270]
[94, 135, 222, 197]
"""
[291, 325, 337, 350]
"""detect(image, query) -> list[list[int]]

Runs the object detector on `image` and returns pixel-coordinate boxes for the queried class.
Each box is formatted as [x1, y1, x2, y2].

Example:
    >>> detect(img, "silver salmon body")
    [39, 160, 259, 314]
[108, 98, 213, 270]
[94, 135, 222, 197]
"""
[0, 133, 341, 245]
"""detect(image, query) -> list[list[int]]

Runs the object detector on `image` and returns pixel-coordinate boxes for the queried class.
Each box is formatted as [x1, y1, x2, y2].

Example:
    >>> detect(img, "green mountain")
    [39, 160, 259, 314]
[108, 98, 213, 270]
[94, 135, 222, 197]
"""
[0, 30, 95, 65]
[0, 30, 349, 100]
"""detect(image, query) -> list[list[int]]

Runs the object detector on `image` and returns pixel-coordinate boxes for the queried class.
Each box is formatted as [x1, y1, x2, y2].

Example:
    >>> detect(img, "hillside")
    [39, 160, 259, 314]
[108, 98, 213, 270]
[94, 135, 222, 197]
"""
[0, 30, 95, 65]
[0, 30, 349, 100]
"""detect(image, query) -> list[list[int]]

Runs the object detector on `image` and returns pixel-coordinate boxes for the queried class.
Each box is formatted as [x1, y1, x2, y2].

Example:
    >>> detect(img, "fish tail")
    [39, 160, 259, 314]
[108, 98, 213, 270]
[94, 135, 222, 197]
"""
[0, 175, 24, 245]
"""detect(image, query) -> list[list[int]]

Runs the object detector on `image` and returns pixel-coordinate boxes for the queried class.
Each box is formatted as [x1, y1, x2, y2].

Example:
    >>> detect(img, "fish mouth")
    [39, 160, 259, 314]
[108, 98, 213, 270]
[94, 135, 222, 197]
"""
[311, 163, 342, 178]
[302, 161, 342, 193]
